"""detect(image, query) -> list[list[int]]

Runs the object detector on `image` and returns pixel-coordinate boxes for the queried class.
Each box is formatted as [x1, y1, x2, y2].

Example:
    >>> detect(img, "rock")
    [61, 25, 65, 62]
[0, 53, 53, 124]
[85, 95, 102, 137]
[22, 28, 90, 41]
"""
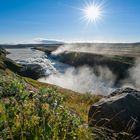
[0, 48, 6, 56]
[0, 48, 22, 71]
[20, 64, 45, 80]
[88, 88, 140, 137]
[91, 126, 133, 140]
[3, 58, 22, 72]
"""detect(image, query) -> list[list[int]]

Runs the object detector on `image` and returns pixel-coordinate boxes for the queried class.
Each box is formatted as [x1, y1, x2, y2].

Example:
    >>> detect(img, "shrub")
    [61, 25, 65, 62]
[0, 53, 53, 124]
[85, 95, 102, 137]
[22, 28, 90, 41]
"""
[0, 80, 91, 140]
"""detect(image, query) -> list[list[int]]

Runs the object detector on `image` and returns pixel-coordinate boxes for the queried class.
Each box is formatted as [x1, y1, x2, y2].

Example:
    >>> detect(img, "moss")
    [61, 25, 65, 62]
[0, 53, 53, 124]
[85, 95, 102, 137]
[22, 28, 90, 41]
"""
[107, 55, 135, 65]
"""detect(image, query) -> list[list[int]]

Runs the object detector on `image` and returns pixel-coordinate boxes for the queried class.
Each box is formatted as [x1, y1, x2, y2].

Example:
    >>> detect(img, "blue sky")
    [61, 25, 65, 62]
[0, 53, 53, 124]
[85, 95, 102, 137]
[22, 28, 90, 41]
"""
[0, 0, 140, 43]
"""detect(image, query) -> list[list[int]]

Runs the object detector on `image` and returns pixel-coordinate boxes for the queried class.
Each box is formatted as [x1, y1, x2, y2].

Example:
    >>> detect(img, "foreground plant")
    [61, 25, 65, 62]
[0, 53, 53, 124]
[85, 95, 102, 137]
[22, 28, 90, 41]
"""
[0, 79, 92, 140]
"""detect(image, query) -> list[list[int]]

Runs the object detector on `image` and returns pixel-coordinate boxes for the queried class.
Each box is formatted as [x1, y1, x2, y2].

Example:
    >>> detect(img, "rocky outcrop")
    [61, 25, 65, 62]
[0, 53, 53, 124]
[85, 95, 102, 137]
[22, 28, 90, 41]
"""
[0, 48, 22, 71]
[57, 52, 135, 85]
[20, 64, 46, 80]
[88, 88, 140, 137]
[0, 48, 45, 80]
[0, 48, 7, 56]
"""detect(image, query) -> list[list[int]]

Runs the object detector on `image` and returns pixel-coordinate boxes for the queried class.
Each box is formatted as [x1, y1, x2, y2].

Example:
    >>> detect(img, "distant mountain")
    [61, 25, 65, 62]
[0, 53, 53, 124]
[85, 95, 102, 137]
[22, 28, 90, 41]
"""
[34, 39, 64, 45]
[0, 39, 64, 48]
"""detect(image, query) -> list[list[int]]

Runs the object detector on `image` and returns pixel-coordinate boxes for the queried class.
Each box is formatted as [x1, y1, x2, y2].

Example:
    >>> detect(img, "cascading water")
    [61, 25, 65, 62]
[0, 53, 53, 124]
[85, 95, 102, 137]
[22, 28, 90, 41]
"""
[7, 47, 133, 95]
[7, 48, 72, 76]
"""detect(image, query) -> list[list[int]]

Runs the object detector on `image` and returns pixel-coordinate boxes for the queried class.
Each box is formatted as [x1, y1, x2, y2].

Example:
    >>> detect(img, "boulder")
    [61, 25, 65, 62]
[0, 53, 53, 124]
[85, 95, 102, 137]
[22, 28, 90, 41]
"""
[88, 88, 140, 136]
[20, 64, 45, 80]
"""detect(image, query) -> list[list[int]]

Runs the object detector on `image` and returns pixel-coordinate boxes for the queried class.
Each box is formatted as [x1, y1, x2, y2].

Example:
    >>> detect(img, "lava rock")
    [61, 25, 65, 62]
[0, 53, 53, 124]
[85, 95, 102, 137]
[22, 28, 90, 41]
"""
[20, 64, 45, 80]
[88, 88, 140, 137]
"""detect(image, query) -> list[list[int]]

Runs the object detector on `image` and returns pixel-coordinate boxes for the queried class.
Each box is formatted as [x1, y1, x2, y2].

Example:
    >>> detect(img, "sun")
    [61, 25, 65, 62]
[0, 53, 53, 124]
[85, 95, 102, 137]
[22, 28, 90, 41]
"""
[81, 1, 104, 24]
[85, 5, 101, 22]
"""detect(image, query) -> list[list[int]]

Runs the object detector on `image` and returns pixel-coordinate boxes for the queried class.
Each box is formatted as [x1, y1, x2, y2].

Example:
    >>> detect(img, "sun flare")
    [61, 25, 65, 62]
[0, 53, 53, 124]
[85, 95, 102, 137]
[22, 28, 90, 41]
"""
[81, 1, 104, 24]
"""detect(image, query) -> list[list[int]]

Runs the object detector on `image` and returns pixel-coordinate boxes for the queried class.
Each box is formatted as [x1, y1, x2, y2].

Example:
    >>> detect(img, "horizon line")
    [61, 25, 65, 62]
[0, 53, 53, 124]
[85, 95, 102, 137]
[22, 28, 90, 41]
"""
[0, 41, 140, 45]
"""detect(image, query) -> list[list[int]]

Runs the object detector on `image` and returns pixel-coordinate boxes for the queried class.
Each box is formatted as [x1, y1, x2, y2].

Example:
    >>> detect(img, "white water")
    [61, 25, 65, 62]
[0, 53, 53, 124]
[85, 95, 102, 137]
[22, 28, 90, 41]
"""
[7, 48, 71, 75]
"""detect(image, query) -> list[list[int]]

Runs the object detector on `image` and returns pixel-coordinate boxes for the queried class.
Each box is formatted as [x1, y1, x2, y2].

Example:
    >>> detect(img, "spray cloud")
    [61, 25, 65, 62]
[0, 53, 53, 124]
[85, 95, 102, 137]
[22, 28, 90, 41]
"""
[128, 58, 140, 89]
[39, 66, 116, 95]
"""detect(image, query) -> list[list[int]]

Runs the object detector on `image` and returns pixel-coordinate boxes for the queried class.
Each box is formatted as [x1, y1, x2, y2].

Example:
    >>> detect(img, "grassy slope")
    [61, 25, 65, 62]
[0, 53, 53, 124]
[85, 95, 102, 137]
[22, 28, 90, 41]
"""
[25, 77, 101, 122]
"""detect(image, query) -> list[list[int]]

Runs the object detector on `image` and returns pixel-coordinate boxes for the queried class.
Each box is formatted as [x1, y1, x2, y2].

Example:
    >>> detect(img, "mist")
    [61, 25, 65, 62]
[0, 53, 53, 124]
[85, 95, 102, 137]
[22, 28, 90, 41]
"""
[39, 66, 116, 95]
[52, 43, 113, 55]
[52, 43, 137, 56]
[40, 44, 140, 95]
[128, 58, 140, 89]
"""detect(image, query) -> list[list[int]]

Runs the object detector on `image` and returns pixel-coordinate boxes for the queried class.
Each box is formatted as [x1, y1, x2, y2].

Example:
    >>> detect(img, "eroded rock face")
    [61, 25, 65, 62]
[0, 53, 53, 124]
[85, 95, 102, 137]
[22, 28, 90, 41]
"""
[88, 88, 140, 136]
[20, 64, 46, 80]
